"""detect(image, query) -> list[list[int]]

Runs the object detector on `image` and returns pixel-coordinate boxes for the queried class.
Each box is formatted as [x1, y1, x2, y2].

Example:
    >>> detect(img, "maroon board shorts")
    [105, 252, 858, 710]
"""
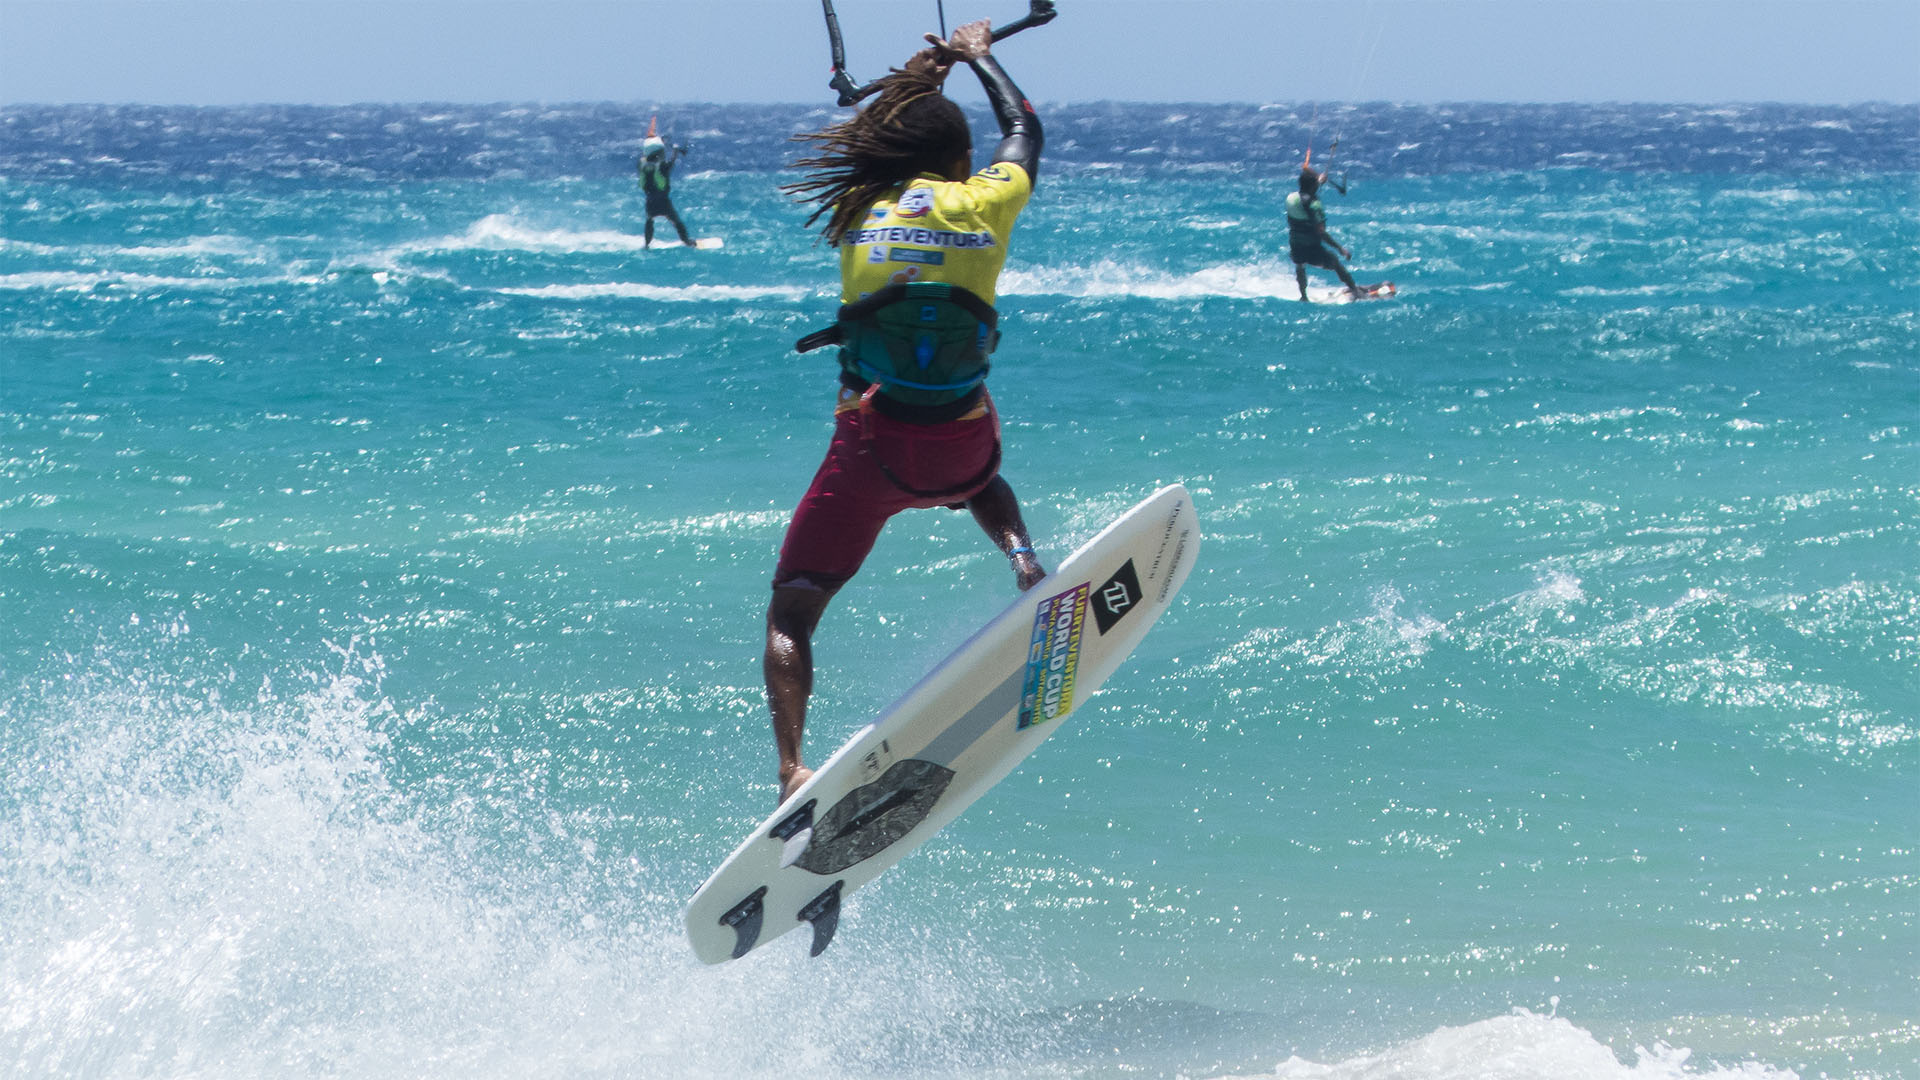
[773, 390, 1001, 592]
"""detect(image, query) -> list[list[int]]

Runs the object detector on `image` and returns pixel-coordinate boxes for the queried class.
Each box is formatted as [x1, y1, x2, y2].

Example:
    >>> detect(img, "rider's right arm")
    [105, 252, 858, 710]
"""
[970, 55, 1043, 185]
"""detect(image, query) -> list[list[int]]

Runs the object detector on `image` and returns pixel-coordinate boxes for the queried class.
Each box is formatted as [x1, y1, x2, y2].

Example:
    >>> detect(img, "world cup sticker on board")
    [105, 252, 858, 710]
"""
[1018, 582, 1088, 729]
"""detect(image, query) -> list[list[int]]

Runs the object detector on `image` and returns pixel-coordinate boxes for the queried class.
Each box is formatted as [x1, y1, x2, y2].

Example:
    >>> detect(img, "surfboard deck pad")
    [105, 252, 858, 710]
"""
[685, 484, 1201, 964]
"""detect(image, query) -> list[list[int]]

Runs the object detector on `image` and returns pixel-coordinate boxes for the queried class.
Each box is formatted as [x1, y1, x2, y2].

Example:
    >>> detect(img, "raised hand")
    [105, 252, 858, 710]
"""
[924, 18, 992, 64]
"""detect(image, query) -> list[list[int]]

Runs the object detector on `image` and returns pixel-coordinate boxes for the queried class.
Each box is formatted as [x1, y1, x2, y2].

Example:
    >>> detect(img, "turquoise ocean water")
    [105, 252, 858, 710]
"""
[2, 102, 1916, 1078]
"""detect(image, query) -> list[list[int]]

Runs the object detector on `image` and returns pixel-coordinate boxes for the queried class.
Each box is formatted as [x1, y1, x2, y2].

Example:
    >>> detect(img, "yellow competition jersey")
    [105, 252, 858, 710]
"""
[838, 162, 1032, 306]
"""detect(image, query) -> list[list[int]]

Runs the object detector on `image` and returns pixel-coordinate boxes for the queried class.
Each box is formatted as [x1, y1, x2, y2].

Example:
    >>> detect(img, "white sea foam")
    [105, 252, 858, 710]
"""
[113, 235, 263, 260]
[0, 270, 248, 292]
[1516, 406, 1685, 430]
[1370, 584, 1448, 654]
[0, 636, 1031, 1080]
[1002, 260, 1335, 301]
[0, 236, 60, 255]
[1506, 568, 1587, 616]
[404, 213, 659, 256]
[1241, 1009, 1797, 1079]
[495, 281, 810, 302]
[1560, 282, 1734, 298]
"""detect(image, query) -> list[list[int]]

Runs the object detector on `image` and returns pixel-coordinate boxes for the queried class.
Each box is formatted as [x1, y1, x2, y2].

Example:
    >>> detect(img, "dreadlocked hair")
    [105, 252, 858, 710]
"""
[783, 68, 972, 245]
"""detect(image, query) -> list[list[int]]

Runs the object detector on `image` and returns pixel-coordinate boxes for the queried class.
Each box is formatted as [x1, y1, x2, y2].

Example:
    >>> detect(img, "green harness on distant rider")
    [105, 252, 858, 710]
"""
[796, 280, 1001, 408]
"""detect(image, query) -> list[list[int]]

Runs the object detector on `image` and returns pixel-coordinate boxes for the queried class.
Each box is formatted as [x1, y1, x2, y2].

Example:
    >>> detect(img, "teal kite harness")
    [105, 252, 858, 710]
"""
[796, 280, 1001, 409]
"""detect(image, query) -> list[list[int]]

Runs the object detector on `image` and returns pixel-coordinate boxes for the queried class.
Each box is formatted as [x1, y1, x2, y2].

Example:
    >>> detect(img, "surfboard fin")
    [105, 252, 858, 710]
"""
[797, 879, 845, 957]
[770, 798, 816, 868]
[718, 886, 768, 959]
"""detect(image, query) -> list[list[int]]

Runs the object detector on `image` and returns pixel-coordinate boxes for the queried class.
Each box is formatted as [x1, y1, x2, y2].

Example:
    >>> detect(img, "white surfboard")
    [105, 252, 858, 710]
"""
[685, 484, 1201, 964]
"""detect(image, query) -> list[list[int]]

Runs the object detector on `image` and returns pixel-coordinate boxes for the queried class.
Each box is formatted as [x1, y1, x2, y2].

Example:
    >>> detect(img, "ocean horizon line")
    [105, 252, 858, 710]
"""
[8, 96, 1919, 109]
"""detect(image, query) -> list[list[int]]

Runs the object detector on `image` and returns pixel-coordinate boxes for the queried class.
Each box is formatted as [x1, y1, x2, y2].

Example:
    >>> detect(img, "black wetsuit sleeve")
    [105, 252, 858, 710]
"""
[968, 55, 1042, 185]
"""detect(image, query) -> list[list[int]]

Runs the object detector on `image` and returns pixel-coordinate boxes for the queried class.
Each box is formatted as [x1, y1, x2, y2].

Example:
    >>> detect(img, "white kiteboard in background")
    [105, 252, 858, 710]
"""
[1304, 280, 1395, 304]
[685, 484, 1201, 964]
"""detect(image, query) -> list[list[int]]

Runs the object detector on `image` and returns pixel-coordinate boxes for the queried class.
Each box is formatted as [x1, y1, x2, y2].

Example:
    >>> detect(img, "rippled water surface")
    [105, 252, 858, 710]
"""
[3, 102, 1916, 1079]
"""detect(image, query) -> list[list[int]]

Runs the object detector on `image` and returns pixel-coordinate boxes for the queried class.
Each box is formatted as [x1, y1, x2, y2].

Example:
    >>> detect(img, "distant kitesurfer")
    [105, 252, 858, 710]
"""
[638, 132, 695, 248]
[1286, 165, 1361, 300]
[766, 20, 1048, 805]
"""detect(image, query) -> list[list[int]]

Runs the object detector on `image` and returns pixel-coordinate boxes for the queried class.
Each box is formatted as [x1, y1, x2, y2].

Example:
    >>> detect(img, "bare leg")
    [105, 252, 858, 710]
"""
[1334, 259, 1360, 295]
[766, 582, 833, 804]
[1294, 262, 1310, 301]
[965, 475, 1047, 590]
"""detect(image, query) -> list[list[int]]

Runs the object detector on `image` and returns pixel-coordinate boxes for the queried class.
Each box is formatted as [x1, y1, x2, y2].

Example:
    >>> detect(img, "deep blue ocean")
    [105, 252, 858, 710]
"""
[2, 100, 1916, 1079]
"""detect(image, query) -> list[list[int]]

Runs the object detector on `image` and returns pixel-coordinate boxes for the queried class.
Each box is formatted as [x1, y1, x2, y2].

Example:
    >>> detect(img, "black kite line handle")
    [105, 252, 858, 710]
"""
[822, 0, 1058, 107]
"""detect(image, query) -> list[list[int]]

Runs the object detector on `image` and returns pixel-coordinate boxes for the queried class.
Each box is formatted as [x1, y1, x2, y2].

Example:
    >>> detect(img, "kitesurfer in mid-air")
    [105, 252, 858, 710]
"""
[766, 19, 1047, 805]
[638, 134, 695, 247]
[1286, 165, 1361, 300]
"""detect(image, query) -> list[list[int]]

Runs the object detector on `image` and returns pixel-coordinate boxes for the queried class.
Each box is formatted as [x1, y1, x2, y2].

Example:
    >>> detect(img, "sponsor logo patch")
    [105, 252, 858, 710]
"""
[847, 225, 996, 250]
[889, 248, 945, 266]
[895, 186, 935, 219]
[1091, 559, 1142, 635]
[1018, 582, 1089, 729]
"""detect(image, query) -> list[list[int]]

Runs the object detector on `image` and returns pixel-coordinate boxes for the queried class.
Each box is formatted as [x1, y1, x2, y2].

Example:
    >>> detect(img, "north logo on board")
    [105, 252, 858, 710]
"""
[1092, 560, 1143, 635]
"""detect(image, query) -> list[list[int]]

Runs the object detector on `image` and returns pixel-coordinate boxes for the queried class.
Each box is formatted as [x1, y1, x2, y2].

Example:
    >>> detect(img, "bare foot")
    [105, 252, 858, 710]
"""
[1012, 550, 1047, 591]
[778, 765, 814, 806]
